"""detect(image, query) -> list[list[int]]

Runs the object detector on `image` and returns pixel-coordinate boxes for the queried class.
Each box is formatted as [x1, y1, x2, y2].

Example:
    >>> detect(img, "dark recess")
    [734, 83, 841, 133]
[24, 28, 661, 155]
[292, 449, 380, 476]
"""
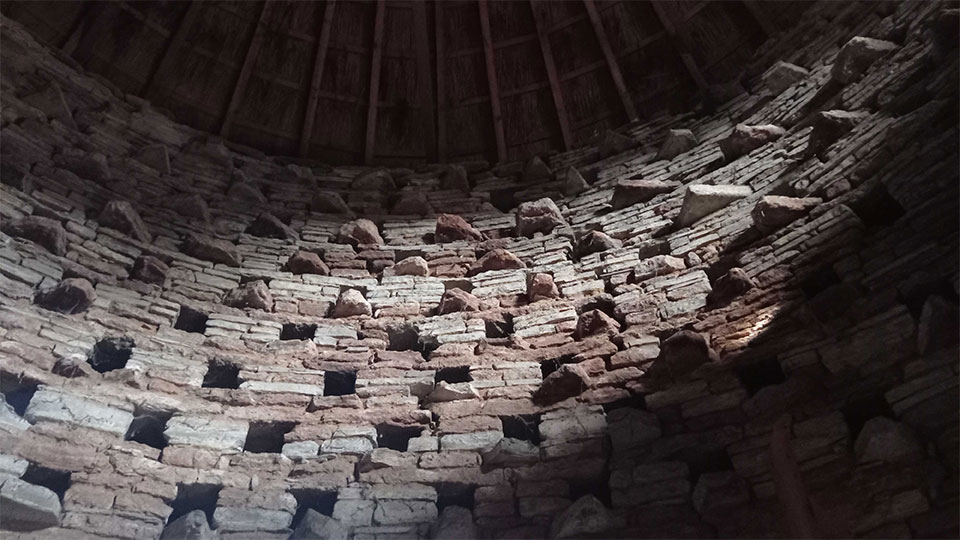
[175, 305, 208, 334]
[435, 366, 471, 384]
[125, 406, 172, 450]
[281, 323, 317, 341]
[324, 371, 357, 396]
[243, 421, 297, 453]
[201, 359, 241, 389]
[87, 337, 135, 373]
[376, 424, 422, 452]
[735, 358, 787, 397]
[168, 483, 221, 525]
[21, 464, 71, 501]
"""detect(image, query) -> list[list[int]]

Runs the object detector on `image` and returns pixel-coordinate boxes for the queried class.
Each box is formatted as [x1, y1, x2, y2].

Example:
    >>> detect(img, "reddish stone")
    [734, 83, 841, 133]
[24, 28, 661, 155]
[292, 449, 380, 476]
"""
[534, 364, 590, 404]
[436, 214, 485, 243]
[468, 249, 525, 276]
[286, 251, 329, 275]
[99, 200, 152, 243]
[35, 278, 96, 314]
[438, 288, 481, 314]
[574, 310, 620, 340]
[2, 215, 67, 256]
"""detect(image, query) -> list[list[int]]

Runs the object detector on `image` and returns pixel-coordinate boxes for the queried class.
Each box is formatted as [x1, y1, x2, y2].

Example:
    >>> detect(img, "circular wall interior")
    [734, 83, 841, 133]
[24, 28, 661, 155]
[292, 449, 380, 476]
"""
[0, 1, 958, 539]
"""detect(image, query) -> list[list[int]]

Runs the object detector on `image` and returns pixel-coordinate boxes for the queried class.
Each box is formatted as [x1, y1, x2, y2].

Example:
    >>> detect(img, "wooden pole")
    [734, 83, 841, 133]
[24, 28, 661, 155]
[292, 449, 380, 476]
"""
[582, 0, 637, 122]
[434, 1, 447, 161]
[221, 1, 274, 137]
[413, 0, 437, 161]
[478, 0, 507, 162]
[530, 0, 573, 150]
[650, 1, 708, 92]
[363, 0, 387, 164]
[300, 0, 338, 157]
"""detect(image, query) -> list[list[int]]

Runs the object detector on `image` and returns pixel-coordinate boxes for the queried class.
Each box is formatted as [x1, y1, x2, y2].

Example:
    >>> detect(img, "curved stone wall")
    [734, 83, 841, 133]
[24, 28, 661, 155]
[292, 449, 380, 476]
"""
[1, 2, 958, 539]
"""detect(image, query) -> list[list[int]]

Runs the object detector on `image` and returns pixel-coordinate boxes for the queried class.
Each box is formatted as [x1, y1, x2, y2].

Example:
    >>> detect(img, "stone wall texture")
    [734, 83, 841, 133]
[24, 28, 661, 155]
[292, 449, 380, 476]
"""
[0, 2, 958, 539]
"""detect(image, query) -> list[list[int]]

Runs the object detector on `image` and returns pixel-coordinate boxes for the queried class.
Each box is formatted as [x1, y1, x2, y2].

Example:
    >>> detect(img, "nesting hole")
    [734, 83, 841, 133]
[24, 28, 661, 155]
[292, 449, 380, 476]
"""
[386, 323, 420, 352]
[21, 464, 71, 502]
[125, 406, 172, 450]
[842, 393, 895, 441]
[851, 185, 906, 230]
[687, 448, 734, 484]
[243, 421, 296, 454]
[201, 359, 240, 389]
[569, 475, 613, 508]
[540, 353, 575, 379]
[484, 315, 513, 339]
[376, 424, 422, 452]
[500, 414, 541, 445]
[489, 189, 516, 213]
[435, 366, 472, 384]
[281, 323, 317, 341]
[324, 371, 357, 396]
[168, 483, 220, 525]
[801, 265, 841, 298]
[290, 489, 338, 530]
[175, 305, 208, 334]
[87, 337, 134, 373]
[735, 358, 787, 398]
[1, 378, 39, 416]
[601, 394, 647, 413]
[436, 484, 476, 512]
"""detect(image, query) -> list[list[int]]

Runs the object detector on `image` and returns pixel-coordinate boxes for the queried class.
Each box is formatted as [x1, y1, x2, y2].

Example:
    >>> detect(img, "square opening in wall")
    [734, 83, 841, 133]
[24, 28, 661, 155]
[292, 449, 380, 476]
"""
[569, 476, 612, 508]
[0, 378, 39, 417]
[801, 265, 841, 298]
[87, 337, 134, 373]
[243, 421, 296, 453]
[125, 407, 172, 450]
[842, 393, 895, 441]
[324, 371, 357, 396]
[485, 316, 513, 339]
[175, 305, 208, 334]
[201, 359, 240, 389]
[281, 323, 317, 341]
[500, 414, 541, 445]
[851, 185, 906, 230]
[686, 448, 734, 484]
[386, 323, 420, 352]
[290, 489, 338, 530]
[168, 483, 220, 525]
[20, 464, 71, 501]
[436, 483, 476, 512]
[376, 424, 422, 452]
[435, 366, 471, 384]
[735, 358, 786, 397]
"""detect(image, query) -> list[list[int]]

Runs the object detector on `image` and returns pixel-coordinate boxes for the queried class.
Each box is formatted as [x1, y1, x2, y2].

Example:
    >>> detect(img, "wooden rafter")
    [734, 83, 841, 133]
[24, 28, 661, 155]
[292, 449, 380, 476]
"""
[300, 0, 337, 157]
[650, 1, 708, 92]
[434, 1, 447, 162]
[412, 1, 436, 161]
[220, 1, 273, 137]
[142, 1, 200, 96]
[59, 1, 92, 51]
[742, 0, 779, 38]
[363, 0, 386, 164]
[477, 0, 506, 162]
[65, 2, 106, 62]
[582, 0, 637, 122]
[530, 0, 572, 150]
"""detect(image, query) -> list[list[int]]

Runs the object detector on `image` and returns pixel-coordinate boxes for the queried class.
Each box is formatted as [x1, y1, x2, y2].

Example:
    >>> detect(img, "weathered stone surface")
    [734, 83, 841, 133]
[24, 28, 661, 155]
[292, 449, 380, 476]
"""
[353, 169, 395, 191]
[332, 499, 375, 527]
[1, 163, 31, 192]
[0, 399, 29, 433]
[549, 495, 614, 539]
[607, 408, 661, 452]
[25, 387, 133, 436]
[0, 477, 61, 531]
[632, 255, 686, 283]
[832, 36, 898, 85]
[338, 219, 383, 246]
[35, 278, 96, 314]
[440, 431, 503, 451]
[438, 288, 481, 314]
[160, 510, 214, 540]
[223, 280, 272, 310]
[55, 150, 110, 181]
[481, 438, 539, 468]
[527, 272, 560, 302]
[751, 195, 821, 233]
[692, 471, 750, 523]
[808, 110, 869, 156]
[563, 167, 588, 196]
[718, 124, 785, 161]
[286, 251, 329, 275]
[675, 184, 752, 227]
[2, 215, 67, 255]
[656, 129, 698, 161]
[574, 309, 619, 340]
[435, 214, 484, 243]
[393, 192, 433, 216]
[707, 268, 755, 305]
[182, 233, 242, 267]
[854, 417, 924, 463]
[386, 256, 429, 277]
[468, 249, 525, 276]
[169, 193, 211, 223]
[281, 441, 320, 461]
[762, 61, 810, 94]
[426, 382, 480, 403]
[164, 415, 248, 452]
[516, 197, 567, 237]
[21, 82, 73, 128]
[228, 181, 267, 203]
[136, 144, 171, 174]
[430, 506, 476, 540]
[441, 165, 470, 192]
[535, 364, 589, 404]
[374, 500, 438, 525]
[578, 230, 621, 257]
[332, 289, 372, 317]
[312, 191, 352, 214]
[917, 296, 960, 354]
[321, 437, 374, 455]
[99, 200, 152, 242]
[246, 213, 299, 241]
[213, 507, 292, 532]
[646, 330, 716, 379]
[522, 156, 553, 183]
[598, 129, 636, 157]
[290, 509, 347, 540]
[131, 255, 169, 285]
[611, 179, 676, 210]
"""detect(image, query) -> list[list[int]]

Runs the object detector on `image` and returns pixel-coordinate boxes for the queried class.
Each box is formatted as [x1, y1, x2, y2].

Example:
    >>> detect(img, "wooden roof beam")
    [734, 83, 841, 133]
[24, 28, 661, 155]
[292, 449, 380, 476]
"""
[434, 1, 447, 162]
[300, 0, 337, 157]
[363, 0, 386, 164]
[742, 0, 779, 38]
[650, 1, 708, 92]
[221, 1, 273, 138]
[530, 0, 573, 150]
[142, 1, 201, 97]
[478, 0, 506, 163]
[582, 0, 637, 122]
[413, 0, 436, 162]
